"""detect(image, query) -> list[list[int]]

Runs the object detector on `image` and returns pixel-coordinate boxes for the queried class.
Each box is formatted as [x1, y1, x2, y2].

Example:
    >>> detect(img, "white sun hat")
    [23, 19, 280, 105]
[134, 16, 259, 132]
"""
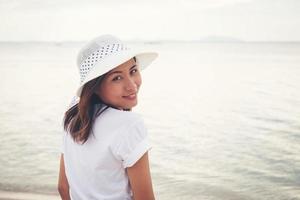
[74, 34, 158, 98]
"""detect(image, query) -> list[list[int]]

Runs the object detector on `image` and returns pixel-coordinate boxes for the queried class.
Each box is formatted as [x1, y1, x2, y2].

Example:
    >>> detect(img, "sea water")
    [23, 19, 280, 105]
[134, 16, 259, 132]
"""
[0, 41, 299, 200]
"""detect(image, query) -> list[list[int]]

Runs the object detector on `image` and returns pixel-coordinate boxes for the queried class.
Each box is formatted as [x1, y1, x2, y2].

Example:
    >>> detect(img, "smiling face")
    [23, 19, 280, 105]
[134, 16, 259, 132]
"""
[95, 58, 142, 110]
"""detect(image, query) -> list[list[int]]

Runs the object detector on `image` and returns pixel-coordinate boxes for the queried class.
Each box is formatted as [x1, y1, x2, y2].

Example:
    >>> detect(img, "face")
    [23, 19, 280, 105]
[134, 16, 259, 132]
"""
[95, 58, 142, 110]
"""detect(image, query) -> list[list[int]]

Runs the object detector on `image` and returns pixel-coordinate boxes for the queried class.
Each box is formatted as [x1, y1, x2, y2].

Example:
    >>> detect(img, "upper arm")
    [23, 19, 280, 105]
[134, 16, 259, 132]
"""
[58, 154, 68, 187]
[58, 154, 70, 200]
[126, 152, 155, 200]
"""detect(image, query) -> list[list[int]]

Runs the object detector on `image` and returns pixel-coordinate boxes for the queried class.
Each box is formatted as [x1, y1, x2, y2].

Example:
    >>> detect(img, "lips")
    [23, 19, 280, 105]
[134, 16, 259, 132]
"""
[123, 93, 137, 100]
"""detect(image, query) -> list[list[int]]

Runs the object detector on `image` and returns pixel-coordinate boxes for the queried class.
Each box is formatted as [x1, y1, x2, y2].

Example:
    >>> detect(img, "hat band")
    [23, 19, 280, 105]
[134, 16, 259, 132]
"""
[79, 43, 129, 83]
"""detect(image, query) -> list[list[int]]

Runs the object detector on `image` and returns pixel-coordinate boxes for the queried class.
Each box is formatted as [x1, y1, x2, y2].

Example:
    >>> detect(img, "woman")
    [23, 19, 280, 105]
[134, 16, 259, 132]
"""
[58, 35, 158, 200]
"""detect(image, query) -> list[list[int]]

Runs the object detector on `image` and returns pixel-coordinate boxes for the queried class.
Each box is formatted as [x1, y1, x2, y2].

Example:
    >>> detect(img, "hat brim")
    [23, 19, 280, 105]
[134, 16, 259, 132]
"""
[76, 49, 158, 97]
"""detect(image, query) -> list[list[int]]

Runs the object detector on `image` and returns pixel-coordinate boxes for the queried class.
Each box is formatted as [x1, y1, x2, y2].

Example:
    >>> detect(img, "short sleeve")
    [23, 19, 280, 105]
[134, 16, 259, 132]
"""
[110, 118, 152, 168]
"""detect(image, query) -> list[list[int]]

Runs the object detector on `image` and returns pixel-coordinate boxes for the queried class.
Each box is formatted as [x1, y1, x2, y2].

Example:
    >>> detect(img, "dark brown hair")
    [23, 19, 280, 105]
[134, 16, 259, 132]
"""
[63, 57, 136, 144]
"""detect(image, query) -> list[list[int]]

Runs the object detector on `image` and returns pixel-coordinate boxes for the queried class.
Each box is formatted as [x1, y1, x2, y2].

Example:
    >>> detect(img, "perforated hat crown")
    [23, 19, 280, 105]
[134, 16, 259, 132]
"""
[75, 34, 158, 97]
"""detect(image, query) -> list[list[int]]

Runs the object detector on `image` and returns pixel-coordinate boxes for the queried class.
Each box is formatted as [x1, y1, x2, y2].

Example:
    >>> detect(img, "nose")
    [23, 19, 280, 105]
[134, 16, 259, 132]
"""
[125, 77, 137, 92]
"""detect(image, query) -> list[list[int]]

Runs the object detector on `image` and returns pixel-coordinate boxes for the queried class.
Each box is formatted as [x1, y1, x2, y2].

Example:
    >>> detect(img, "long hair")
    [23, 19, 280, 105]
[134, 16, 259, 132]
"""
[63, 57, 136, 144]
[63, 76, 108, 143]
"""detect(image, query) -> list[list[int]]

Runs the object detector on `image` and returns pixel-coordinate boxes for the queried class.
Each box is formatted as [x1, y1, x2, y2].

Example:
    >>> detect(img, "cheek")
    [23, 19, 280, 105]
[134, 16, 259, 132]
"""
[101, 83, 124, 99]
[98, 82, 113, 100]
[102, 85, 114, 96]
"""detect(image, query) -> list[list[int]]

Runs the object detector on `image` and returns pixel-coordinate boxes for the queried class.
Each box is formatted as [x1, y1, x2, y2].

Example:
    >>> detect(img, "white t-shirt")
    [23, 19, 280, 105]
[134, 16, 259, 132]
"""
[62, 105, 151, 200]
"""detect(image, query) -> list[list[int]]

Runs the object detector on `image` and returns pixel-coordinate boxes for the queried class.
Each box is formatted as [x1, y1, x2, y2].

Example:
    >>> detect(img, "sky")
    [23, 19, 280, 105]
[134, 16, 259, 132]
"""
[0, 0, 300, 42]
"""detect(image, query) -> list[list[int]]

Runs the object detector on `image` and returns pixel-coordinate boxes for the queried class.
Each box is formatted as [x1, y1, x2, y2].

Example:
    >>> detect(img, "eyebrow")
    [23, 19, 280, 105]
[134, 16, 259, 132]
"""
[107, 65, 137, 76]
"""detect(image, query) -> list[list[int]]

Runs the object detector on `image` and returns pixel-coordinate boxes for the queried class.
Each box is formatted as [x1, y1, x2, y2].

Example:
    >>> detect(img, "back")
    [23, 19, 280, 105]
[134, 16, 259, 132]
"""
[62, 106, 151, 200]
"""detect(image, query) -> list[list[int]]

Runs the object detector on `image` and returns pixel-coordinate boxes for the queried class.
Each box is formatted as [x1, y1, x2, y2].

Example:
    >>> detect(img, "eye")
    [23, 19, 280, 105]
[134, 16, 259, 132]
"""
[112, 76, 122, 81]
[131, 68, 138, 74]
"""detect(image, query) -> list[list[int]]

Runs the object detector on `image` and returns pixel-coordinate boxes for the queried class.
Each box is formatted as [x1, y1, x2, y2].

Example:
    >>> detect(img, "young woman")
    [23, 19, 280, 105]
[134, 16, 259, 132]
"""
[58, 35, 158, 200]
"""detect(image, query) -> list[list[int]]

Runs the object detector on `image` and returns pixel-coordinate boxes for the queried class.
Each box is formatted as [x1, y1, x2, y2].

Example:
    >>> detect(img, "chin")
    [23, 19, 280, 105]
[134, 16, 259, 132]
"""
[123, 101, 138, 110]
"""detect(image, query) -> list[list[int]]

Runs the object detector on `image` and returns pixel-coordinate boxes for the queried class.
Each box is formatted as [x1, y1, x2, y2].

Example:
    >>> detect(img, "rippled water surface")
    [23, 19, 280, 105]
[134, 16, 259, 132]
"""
[0, 42, 299, 200]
